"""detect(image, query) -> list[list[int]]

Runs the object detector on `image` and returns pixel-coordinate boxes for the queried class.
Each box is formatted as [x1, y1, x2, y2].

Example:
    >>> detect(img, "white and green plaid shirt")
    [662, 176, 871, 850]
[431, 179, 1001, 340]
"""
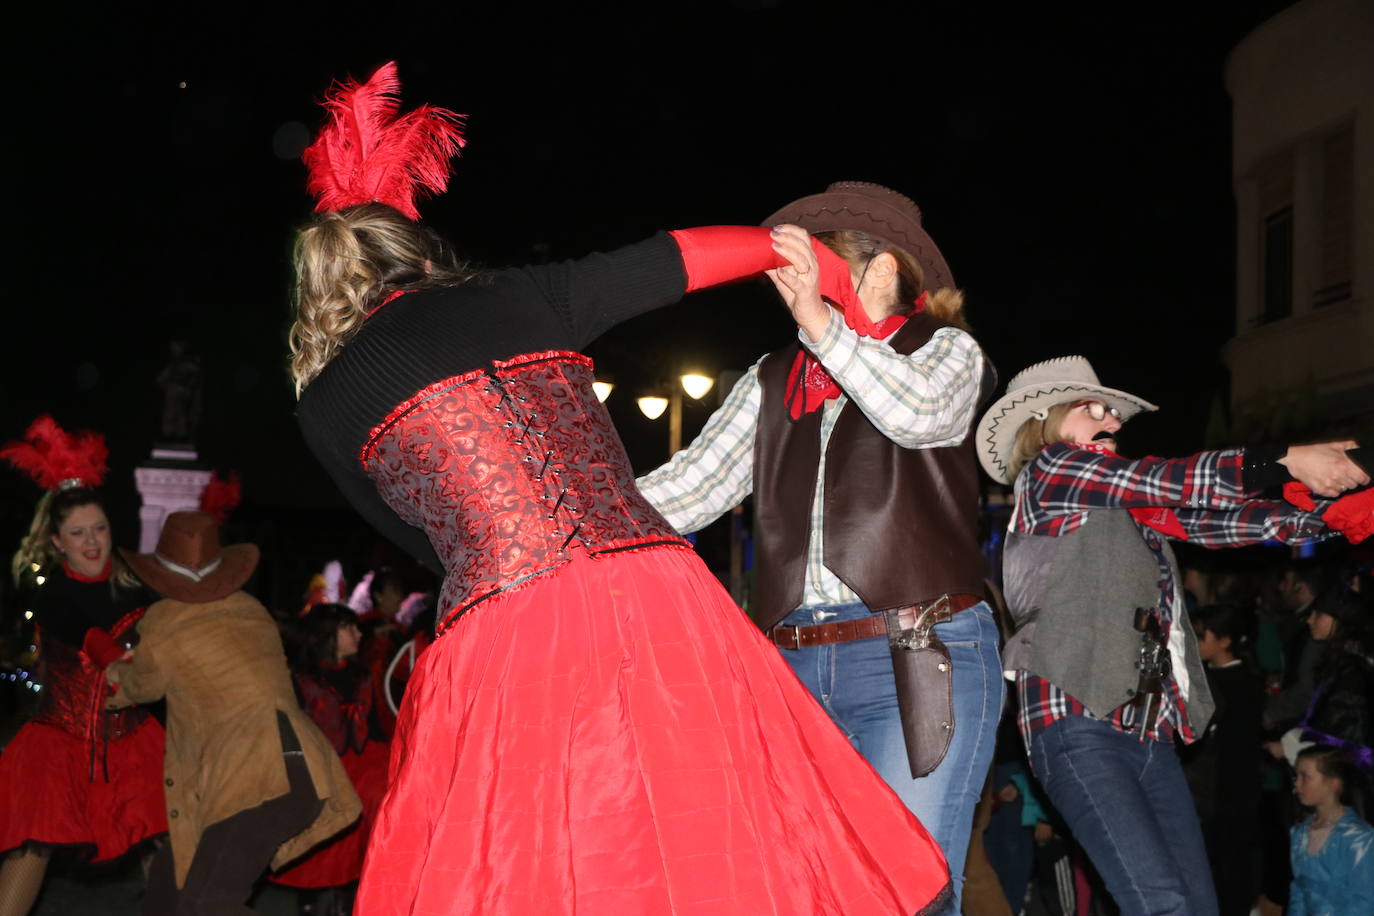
[637, 308, 985, 609]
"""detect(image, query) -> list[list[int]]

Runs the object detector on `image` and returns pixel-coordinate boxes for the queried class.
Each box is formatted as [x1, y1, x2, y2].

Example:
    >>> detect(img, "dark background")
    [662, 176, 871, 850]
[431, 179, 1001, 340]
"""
[4, 0, 1300, 608]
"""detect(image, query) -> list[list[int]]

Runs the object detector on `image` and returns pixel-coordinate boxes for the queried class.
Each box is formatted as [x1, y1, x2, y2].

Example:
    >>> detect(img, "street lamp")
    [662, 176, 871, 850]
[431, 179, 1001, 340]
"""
[592, 381, 615, 403]
[636, 396, 668, 419]
[631, 369, 746, 606]
[638, 372, 716, 454]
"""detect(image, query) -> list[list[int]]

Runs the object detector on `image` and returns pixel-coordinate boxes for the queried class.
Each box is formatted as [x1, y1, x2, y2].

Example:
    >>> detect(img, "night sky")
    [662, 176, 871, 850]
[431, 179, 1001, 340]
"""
[4, 1, 1300, 599]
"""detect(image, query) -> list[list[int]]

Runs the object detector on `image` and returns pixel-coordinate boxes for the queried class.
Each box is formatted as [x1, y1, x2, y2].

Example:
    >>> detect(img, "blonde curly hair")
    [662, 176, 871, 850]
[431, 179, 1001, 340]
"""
[289, 203, 478, 395]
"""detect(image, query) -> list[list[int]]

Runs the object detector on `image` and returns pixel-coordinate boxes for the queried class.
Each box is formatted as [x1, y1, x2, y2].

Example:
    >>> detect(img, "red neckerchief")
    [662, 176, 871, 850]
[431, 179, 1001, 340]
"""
[62, 558, 112, 583]
[784, 291, 927, 419]
[1074, 441, 1187, 539]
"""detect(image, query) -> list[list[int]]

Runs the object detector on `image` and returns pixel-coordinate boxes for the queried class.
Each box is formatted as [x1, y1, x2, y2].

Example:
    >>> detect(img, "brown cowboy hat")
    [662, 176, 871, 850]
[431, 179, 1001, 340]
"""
[120, 511, 258, 603]
[763, 181, 955, 294]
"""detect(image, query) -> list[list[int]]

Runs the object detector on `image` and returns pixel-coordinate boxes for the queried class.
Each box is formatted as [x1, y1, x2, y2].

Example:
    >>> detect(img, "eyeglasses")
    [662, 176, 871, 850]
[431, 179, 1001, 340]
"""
[1073, 400, 1121, 422]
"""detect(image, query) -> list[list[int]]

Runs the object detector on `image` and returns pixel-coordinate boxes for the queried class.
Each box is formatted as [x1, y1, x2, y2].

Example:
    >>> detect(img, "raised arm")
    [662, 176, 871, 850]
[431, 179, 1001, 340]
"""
[802, 310, 985, 448]
[550, 226, 859, 349]
[636, 362, 762, 534]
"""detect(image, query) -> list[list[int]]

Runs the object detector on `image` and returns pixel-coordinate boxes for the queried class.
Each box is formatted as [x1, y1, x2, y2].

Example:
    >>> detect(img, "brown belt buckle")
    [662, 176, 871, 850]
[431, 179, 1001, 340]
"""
[774, 625, 801, 650]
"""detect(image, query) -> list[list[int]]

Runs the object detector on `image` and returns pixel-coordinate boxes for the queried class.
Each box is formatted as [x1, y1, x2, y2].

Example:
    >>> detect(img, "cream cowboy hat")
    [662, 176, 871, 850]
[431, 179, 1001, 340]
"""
[975, 356, 1158, 484]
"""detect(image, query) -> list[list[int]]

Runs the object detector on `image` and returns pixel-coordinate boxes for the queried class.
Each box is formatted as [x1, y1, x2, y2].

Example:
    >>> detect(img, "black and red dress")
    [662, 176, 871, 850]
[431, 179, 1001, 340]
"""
[296, 233, 950, 915]
[271, 663, 389, 888]
[0, 564, 167, 860]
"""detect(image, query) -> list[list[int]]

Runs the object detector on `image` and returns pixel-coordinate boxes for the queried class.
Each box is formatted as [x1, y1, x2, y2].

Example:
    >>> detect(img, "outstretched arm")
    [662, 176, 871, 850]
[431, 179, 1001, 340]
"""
[803, 311, 985, 448]
[1028, 441, 1366, 518]
[558, 227, 859, 349]
[636, 361, 761, 534]
[1172, 499, 1333, 547]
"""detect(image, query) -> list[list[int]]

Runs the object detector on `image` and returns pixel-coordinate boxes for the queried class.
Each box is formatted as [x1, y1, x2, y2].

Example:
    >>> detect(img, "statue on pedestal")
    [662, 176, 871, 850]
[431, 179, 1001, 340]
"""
[157, 340, 202, 445]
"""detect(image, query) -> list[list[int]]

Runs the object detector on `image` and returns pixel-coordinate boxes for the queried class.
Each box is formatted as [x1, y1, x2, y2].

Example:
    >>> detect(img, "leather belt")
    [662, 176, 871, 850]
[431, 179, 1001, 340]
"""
[770, 593, 982, 650]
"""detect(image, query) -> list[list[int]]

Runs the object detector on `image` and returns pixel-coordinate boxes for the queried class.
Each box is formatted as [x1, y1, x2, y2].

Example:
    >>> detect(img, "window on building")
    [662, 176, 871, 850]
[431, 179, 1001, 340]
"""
[1315, 123, 1353, 307]
[1263, 206, 1294, 322]
[1257, 152, 1294, 324]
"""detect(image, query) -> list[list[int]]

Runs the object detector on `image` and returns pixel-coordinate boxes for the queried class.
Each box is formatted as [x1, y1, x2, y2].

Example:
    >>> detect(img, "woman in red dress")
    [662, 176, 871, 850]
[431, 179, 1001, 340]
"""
[272, 603, 389, 914]
[290, 62, 950, 915]
[0, 418, 166, 915]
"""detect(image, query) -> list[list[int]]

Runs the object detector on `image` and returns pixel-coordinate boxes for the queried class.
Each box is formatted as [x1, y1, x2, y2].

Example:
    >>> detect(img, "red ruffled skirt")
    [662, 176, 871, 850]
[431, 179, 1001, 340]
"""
[355, 546, 950, 915]
[0, 716, 167, 860]
[271, 738, 390, 888]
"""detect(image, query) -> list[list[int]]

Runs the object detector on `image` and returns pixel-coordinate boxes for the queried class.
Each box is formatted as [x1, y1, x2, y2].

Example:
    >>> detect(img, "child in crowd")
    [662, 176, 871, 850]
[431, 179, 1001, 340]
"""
[1288, 745, 1374, 916]
[1186, 604, 1265, 916]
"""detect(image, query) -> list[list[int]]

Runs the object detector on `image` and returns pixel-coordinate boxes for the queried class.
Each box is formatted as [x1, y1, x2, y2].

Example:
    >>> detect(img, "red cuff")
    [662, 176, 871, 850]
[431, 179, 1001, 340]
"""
[670, 226, 780, 293]
[1283, 481, 1316, 511]
[669, 226, 861, 315]
[83, 628, 126, 668]
[1323, 488, 1374, 544]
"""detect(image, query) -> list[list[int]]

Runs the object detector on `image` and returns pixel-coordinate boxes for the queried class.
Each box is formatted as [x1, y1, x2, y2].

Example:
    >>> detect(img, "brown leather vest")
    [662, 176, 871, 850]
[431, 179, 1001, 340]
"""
[752, 313, 991, 632]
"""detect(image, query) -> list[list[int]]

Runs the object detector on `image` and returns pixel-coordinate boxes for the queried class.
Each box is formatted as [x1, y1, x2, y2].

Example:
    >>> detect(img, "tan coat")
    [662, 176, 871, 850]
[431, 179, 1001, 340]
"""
[108, 591, 362, 887]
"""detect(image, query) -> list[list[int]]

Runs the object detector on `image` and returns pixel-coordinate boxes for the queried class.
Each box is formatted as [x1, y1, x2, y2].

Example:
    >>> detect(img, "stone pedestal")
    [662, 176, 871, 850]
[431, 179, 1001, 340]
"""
[135, 446, 211, 553]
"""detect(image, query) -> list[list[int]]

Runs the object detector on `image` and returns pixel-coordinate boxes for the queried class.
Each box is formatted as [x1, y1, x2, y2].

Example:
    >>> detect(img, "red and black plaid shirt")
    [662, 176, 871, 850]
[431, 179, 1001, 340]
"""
[1012, 442, 1331, 746]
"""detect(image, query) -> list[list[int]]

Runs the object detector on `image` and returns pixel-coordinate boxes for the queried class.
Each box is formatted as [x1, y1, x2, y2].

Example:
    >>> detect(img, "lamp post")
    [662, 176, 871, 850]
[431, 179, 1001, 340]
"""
[635, 373, 714, 455]
[603, 369, 746, 605]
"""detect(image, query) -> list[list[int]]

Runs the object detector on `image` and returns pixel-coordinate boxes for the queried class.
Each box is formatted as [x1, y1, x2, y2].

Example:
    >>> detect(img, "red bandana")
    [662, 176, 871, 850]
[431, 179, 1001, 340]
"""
[1074, 442, 1187, 540]
[784, 291, 927, 419]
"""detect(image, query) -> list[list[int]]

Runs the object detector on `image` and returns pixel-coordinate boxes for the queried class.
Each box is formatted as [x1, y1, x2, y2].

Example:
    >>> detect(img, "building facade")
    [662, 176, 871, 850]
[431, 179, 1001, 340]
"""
[1223, 0, 1374, 442]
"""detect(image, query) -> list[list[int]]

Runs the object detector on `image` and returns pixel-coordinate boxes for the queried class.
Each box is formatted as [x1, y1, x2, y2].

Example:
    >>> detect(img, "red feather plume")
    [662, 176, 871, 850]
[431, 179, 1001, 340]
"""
[199, 471, 243, 524]
[0, 415, 108, 491]
[303, 61, 467, 220]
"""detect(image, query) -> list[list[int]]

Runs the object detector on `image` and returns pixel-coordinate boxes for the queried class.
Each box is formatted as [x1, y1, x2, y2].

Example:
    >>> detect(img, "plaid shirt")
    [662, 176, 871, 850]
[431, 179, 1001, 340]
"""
[637, 308, 985, 608]
[1012, 442, 1332, 745]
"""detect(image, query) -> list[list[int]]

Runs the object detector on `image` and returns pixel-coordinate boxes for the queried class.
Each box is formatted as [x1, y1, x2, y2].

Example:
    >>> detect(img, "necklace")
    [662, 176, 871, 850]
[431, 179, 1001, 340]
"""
[1311, 810, 1343, 830]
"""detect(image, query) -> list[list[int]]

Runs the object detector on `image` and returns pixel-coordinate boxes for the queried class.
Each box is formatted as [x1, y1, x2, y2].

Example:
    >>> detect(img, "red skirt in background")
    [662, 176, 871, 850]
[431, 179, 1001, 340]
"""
[271, 737, 390, 888]
[354, 545, 951, 916]
[0, 717, 167, 861]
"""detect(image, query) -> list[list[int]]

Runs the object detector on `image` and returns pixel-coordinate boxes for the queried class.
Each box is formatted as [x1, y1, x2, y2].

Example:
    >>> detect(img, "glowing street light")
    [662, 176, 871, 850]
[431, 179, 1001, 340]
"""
[637, 372, 717, 454]
[592, 381, 615, 403]
[636, 396, 669, 420]
[680, 373, 715, 401]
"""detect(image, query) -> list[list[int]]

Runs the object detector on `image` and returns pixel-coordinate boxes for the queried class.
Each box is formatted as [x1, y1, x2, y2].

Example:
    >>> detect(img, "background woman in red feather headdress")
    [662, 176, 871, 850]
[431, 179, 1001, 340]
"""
[0, 417, 166, 916]
[269, 602, 389, 915]
[289, 62, 953, 914]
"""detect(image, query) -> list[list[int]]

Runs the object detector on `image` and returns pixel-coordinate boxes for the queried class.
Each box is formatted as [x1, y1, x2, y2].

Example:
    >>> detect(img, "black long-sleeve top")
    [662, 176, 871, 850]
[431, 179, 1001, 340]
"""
[295, 233, 687, 568]
[33, 567, 151, 649]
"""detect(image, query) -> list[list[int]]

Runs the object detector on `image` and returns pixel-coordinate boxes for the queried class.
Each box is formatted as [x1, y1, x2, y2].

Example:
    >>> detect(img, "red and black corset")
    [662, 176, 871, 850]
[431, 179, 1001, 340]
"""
[360, 351, 689, 636]
[295, 670, 371, 756]
[33, 611, 150, 781]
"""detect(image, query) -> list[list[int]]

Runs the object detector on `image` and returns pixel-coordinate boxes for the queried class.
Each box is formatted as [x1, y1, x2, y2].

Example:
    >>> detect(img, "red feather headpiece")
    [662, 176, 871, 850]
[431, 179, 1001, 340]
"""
[199, 471, 243, 524]
[0, 415, 109, 491]
[303, 61, 467, 220]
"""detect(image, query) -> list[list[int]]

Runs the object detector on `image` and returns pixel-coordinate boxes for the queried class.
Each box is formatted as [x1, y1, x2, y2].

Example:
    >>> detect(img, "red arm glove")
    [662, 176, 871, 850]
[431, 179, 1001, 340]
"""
[668, 226, 861, 318]
[83, 627, 127, 668]
[1322, 488, 1374, 544]
[1284, 482, 1374, 544]
[1283, 481, 1316, 511]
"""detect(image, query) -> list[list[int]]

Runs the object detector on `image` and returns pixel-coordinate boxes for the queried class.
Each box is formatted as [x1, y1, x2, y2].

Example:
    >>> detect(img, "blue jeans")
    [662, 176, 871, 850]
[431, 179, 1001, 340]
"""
[1028, 714, 1218, 916]
[777, 601, 1003, 912]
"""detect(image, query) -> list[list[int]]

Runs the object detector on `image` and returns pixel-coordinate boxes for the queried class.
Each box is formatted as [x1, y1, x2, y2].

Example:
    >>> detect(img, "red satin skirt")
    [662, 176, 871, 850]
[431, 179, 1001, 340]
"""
[355, 546, 950, 915]
[271, 737, 390, 888]
[0, 716, 167, 861]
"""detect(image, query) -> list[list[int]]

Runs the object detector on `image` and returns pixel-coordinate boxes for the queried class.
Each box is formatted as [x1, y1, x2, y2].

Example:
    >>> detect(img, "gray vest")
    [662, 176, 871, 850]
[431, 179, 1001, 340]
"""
[1002, 509, 1214, 731]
